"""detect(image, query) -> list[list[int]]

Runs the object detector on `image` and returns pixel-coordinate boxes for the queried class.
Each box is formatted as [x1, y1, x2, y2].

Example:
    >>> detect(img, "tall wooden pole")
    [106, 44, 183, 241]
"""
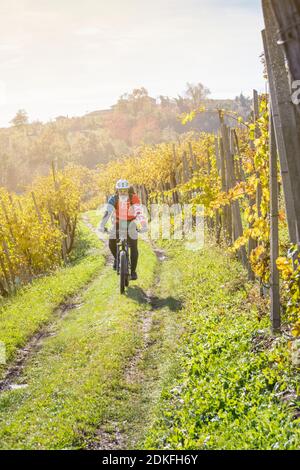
[253, 90, 262, 219]
[262, 0, 300, 247]
[269, 110, 281, 333]
[270, 1, 300, 87]
[271, 0, 300, 128]
[189, 142, 199, 173]
[214, 137, 221, 175]
[262, 28, 297, 244]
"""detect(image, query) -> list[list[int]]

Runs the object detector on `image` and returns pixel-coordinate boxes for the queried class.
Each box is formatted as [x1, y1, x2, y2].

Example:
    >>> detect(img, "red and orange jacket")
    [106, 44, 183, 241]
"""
[103, 193, 146, 224]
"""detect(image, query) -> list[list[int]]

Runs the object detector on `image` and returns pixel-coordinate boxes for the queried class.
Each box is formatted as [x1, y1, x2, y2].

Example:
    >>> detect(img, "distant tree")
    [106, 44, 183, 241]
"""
[158, 95, 175, 109]
[174, 95, 190, 113]
[233, 93, 252, 120]
[114, 88, 155, 116]
[174, 83, 211, 113]
[10, 109, 29, 127]
[184, 82, 211, 107]
[131, 87, 149, 100]
[235, 93, 250, 108]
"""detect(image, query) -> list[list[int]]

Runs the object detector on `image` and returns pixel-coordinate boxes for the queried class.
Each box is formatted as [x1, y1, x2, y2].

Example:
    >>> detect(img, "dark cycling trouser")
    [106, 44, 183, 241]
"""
[108, 222, 139, 273]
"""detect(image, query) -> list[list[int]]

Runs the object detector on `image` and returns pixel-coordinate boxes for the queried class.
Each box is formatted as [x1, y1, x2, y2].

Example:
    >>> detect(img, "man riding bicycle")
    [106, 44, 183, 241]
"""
[99, 179, 147, 281]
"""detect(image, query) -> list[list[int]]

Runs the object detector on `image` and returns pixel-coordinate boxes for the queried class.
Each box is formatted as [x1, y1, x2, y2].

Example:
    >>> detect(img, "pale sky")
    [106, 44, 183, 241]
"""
[0, 0, 265, 127]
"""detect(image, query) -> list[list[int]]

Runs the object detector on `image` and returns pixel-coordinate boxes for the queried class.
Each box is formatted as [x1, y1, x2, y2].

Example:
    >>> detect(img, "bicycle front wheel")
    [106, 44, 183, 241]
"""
[120, 251, 127, 294]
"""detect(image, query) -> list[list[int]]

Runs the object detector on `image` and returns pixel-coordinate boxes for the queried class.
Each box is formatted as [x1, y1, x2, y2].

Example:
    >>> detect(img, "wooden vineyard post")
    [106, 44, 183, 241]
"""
[229, 129, 242, 185]
[59, 217, 68, 263]
[173, 144, 182, 187]
[163, 183, 169, 204]
[47, 201, 55, 226]
[139, 185, 143, 206]
[221, 123, 248, 268]
[170, 172, 178, 204]
[0, 255, 10, 296]
[0, 197, 15, 242]
[219, 137, 227, 193]
[270, 0, 300, 118]
[214, 137, 222, 175]
[182, 151, 191, 183]
[17, 200, 24, 214]
[142, 185, 148, 207]
[214, 137, 222, 243]
[269, 110, 281, 333]
[31, 192, 42, 224]
[219, 134, 232, 243]
[136, 185, 145, 206]
[262, 0, 300, 247]
[1, 239, 16, 293]
[229, 130, 238, 180]
[162, 182, 169, 206]
[206, 150, 212, 176]
[189, 142, 199, 173]
[262, 27, 297, 245]
[0, 223, 13, 295]
[51, 161, 68, 263]
[276, 1, 300, 134]
[138, 185, 143, 205]
[159, 182, 165, 203]
[8, 195, 18, 225]
[253, 90, 262, 218]
[66, 216, 77, 254]
[140, 185, 144, 206]
[136, 185, 142, 205]
[234, 130, 246, 181]
[171, 144, 179, 204]
[133, 185, 140, 201]
[253, 90, 260, 136]
[205, 149, 214, 232]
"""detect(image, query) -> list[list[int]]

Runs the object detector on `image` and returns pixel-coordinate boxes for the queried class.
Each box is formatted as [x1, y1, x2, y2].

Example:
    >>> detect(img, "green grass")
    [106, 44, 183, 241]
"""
[0, 223, 104, 379]
[84, 210, 102, 229]
[0, 237, 157, 449]
[143, 245, 300, 450]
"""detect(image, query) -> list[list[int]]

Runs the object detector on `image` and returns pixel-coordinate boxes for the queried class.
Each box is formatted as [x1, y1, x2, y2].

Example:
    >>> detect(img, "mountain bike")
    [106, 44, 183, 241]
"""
[103, 224, 146, 295]
[116, 235, 131, 295]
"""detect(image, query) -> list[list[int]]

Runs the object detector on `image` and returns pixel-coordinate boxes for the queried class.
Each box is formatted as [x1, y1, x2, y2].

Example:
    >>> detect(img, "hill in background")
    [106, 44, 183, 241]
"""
[0, 83, 252, 192]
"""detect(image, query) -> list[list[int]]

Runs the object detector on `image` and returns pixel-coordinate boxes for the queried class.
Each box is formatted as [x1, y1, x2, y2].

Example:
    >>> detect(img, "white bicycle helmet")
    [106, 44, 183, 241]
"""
[116, 179, 130, 190]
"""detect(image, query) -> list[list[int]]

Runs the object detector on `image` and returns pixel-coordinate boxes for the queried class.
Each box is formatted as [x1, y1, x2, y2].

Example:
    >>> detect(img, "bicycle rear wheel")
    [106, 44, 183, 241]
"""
[120, 251, 127, 294]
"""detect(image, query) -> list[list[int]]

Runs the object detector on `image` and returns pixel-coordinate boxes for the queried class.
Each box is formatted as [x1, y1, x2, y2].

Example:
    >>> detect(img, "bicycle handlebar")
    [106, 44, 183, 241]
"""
[101, 226, 148, 234]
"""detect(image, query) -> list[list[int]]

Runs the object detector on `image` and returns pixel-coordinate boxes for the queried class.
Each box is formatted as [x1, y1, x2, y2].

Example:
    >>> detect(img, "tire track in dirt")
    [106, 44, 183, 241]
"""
[0, 216, 109, 393]
[0, 297, 84, 392]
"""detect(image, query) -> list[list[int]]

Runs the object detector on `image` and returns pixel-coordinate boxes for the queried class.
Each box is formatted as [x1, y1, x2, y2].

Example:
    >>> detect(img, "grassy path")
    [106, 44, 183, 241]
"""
[0, 215, 173, 449]
[84, 241, 185, 450]
[0, 215, 298, 450]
